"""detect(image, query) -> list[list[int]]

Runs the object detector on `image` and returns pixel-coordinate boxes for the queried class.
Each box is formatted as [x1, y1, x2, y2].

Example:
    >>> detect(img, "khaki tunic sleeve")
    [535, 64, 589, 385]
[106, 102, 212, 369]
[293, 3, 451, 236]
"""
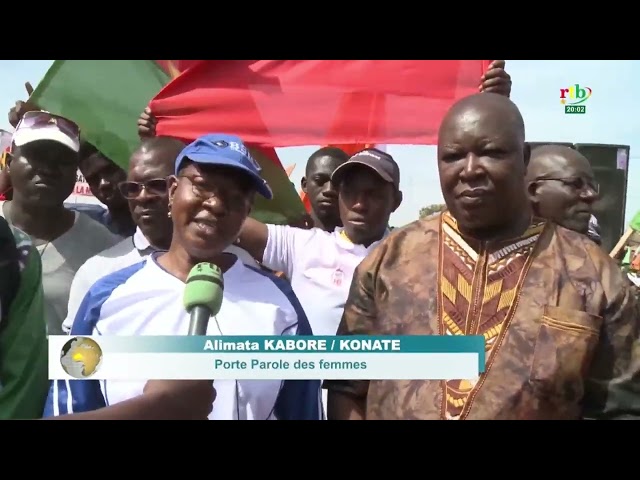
[583, 244, 640, 419]
[322, 241, 388, 400]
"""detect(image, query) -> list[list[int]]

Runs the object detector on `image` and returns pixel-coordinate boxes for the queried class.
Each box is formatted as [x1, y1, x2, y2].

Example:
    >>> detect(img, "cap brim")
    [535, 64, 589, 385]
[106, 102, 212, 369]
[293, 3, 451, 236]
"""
[331, 160, 394, 185]
[12, 127, 80, 153]
[177, 153, 273, 200]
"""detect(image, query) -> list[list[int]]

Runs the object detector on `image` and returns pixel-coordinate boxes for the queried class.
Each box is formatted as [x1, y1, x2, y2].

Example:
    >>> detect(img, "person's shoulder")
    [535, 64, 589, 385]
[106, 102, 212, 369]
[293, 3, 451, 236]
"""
[73, 210, 123, 245]
[388, 215, 441, 241]
[85, 258, 149, 301]
[75, 236, 138, 280]
[239, 261, 292, 293]
[224, 244, 260, 268]
[96, 236, 137, 259]
[552, 223, 610, 264]
[238, 263, 302, 310]
[71, 259, 152, 333]
[6, 222, 36, 272]
[551, 223, 628, 296]
[227, 262, 305, 333]
[360, 215, 441, 270]
[66, 203, 105, 217]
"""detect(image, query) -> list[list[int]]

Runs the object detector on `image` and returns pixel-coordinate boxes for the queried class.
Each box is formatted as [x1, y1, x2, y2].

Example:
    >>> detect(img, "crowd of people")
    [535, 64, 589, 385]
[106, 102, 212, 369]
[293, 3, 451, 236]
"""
[0, 59, 637, 420]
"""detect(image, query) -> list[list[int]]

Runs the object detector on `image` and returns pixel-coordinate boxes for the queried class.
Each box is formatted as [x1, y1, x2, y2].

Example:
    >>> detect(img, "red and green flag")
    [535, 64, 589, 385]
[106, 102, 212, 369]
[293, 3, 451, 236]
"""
[28, 60, 491, 222]
[28, 60, 305, 224]
[147, 60, 490, 214]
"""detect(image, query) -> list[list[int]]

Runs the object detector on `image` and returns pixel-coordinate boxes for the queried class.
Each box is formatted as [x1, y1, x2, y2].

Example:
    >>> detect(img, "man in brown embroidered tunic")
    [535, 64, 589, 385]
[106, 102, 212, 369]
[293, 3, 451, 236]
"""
[324, 93, 640, 420]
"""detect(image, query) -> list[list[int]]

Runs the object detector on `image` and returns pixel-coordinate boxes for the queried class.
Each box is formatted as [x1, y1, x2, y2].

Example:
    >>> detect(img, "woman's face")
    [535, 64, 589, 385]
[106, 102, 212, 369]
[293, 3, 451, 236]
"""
[168, 163, 254, 261]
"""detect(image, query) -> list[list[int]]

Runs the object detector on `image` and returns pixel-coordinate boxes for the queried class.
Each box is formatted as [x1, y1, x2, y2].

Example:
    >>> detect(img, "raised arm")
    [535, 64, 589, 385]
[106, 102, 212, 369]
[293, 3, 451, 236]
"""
[7, 82, 37, 128]
[235, 218, 270, 263]
[479, 60, 512, 97]
[46, 380, 216, 420]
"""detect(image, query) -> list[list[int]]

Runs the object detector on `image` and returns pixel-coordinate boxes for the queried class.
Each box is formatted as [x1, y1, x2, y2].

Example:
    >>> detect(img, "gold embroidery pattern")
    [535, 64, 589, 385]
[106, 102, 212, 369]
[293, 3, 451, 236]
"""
[438, 213, 543, 420]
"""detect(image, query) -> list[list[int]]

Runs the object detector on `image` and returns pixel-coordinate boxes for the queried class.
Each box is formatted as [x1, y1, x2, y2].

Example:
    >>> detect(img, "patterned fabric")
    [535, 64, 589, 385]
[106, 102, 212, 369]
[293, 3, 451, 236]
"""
[325, 212, 640, 420]
[439, 213, 544, 419]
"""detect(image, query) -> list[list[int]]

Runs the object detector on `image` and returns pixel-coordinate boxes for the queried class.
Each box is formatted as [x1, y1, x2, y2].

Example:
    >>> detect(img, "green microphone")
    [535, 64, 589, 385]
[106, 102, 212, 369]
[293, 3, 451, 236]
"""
[183, 262, 224, 336]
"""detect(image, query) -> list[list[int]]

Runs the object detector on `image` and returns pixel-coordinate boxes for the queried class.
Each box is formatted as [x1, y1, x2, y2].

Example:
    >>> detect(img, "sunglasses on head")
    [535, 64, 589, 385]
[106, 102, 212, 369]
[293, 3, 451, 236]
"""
[118, 178, 168, 199]
[18, 111, 80, 140]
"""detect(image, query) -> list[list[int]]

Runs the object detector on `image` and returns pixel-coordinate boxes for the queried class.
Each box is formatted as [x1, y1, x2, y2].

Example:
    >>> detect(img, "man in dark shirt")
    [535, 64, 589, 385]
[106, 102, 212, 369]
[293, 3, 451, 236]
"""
[68, 141, 136, 237]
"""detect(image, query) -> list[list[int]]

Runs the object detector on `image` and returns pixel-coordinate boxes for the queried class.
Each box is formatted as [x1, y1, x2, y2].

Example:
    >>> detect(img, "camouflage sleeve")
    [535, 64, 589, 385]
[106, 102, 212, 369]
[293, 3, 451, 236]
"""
[323, 242, 388, 400]
[583, 255, 640, 420]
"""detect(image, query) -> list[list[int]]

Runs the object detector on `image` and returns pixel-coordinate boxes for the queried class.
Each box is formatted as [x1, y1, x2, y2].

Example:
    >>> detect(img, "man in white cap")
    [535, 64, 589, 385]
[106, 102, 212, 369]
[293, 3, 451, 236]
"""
[0, 111, 120, 335]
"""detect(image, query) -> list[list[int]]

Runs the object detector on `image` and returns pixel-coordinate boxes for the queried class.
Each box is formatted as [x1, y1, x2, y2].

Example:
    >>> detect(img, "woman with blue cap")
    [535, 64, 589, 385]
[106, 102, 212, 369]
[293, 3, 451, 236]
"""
[44, 134, 322, 420]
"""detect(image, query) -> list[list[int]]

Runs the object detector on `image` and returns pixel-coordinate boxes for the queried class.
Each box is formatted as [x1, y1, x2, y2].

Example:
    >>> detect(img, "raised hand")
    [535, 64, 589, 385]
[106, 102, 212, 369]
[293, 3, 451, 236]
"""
[479, 60, 512, 97]
[8, 82, 38, 128]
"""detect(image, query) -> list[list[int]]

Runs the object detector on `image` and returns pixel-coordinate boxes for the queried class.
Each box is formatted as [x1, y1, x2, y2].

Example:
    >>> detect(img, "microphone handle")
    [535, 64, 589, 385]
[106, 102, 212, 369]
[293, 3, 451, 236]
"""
[188, 306, 212, 336]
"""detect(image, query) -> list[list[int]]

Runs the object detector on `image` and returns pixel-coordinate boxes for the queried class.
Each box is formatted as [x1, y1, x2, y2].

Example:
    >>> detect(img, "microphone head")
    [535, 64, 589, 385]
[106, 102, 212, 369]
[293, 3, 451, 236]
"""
[183, 262, 224, 315]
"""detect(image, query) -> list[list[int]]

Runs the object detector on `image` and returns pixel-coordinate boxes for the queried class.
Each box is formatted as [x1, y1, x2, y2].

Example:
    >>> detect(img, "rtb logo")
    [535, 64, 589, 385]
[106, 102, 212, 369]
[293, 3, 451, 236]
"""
[560, 84, 592, 115]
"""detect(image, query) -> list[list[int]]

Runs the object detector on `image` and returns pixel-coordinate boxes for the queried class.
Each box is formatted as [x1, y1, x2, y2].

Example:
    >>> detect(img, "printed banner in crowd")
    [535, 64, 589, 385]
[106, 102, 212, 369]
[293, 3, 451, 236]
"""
[149, 60, 492, 148]
[72, 171, 93, 197]
[65, 170, 103, 206]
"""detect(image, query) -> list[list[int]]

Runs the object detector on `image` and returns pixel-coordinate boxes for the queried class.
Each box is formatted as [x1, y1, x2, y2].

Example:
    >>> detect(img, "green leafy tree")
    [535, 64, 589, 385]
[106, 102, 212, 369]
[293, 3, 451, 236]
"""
[419, 203, 446, 219]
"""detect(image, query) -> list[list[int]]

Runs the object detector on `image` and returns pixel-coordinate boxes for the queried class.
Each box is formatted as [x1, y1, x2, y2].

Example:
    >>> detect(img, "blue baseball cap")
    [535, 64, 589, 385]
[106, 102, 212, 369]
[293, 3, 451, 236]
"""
[175, 134, 273, 200]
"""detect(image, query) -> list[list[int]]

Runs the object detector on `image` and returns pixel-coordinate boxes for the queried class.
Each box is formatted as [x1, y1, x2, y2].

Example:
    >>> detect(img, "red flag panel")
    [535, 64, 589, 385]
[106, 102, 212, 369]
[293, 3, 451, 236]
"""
[150, 60, 491, 148]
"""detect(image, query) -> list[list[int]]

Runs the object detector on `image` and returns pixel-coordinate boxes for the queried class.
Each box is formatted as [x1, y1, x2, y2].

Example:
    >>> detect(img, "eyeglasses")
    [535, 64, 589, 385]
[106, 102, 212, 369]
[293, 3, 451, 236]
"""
[537, 176, 599, 194]
[179, 175, 249, 211]
[18, 111, 80, 140]
[117, 178, 168, 199]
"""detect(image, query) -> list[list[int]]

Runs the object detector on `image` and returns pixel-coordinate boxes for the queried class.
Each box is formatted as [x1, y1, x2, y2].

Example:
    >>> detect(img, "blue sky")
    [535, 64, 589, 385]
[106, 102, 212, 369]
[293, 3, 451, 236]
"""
[1, 60, 638, 227]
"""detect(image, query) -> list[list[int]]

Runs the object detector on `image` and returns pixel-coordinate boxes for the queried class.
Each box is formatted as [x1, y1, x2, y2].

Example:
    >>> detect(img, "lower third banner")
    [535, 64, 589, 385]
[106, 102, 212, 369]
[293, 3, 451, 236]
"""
[48, 335, 486, 381]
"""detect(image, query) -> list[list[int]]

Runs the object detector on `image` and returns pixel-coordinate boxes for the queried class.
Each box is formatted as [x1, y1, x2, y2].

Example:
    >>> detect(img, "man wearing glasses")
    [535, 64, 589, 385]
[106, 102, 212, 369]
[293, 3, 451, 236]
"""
[61, 136, 184, 333]
[0, 111, 121, 336]
[525, 145, 600, 238]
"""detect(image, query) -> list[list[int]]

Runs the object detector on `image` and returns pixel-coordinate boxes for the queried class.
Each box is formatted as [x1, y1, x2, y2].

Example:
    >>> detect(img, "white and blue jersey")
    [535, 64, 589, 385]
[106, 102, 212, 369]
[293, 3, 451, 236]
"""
[43, 253, 322, 420]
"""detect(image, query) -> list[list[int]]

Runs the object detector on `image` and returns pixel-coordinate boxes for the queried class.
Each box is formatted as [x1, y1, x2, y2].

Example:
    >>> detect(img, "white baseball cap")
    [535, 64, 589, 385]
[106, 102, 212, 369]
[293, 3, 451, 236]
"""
[12, 111, 80, 153]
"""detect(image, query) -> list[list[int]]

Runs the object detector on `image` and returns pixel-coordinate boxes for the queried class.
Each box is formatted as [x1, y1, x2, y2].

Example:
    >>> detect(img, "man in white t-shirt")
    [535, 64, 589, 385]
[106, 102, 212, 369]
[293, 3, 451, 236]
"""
[236, 148, 403, 337]
[300, 146, 349, 232]
[0, 111, 120, 335]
